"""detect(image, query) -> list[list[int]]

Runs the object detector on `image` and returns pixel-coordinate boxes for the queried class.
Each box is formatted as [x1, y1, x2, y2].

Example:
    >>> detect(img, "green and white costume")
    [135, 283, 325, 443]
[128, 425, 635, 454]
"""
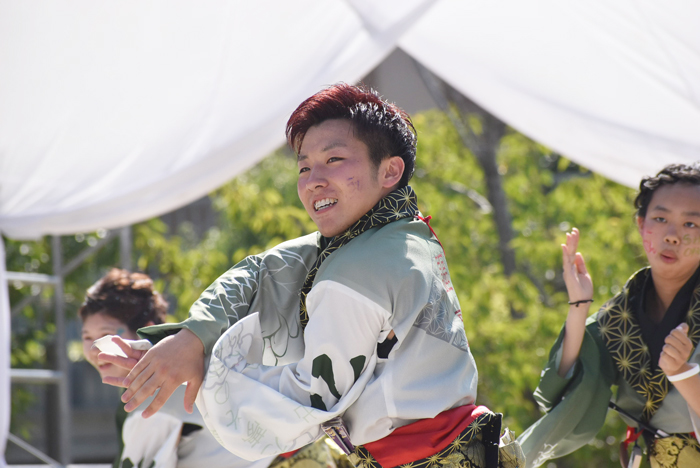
[139, 233, 318, 361]
[119, 385, 274, 468]
[191, 187, 478, 461]
[518, 267, 700, 468]
[136, 238, 348, 468]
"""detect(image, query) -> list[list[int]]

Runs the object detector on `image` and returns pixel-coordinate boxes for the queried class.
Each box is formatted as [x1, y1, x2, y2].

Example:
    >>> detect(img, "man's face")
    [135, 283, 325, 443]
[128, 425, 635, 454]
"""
[81, 312, 138, 381]
[297, 119, 390, 238]
[637, 183, 700, 283]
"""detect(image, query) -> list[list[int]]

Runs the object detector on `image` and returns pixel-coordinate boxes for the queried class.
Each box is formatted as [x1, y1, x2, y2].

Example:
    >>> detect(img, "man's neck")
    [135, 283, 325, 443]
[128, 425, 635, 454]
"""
[648, 269, 694, 320]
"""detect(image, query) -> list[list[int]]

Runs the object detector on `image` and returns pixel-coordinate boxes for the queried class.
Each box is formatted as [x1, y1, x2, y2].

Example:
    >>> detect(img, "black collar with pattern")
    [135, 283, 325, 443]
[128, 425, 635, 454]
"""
[598, 266, 700, 422]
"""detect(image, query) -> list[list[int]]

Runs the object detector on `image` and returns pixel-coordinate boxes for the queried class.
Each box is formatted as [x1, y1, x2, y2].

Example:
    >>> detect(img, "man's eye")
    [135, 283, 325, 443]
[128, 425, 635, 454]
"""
[299, 167, 309, 174]
[685, 222, 697, 228]
[328, 157, 343, 163]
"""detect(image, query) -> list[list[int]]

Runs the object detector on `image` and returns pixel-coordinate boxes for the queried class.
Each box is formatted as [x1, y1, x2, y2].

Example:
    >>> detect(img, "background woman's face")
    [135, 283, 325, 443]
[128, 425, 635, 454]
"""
[81, 312, 137, 381]
[638, 183, 700, 283]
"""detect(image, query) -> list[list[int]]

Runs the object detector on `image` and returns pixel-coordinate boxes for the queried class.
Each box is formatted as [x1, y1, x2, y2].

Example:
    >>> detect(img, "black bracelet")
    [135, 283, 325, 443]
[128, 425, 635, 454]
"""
[568, 299, 593, 307]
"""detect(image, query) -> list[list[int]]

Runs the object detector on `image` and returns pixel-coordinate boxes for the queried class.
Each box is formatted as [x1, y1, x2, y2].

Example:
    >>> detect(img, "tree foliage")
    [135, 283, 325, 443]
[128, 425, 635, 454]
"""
[7, 109, 646, 467]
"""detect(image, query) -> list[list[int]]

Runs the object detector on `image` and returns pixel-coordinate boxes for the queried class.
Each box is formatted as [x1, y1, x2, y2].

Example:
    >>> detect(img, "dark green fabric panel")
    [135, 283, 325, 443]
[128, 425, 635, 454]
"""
[311, 354, 341, 400]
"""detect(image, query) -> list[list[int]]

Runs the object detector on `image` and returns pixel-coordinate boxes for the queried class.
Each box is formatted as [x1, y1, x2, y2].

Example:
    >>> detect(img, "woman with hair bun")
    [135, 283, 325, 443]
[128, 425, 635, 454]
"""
[79, 268, 276, 468]
[519, 164, 700, 468]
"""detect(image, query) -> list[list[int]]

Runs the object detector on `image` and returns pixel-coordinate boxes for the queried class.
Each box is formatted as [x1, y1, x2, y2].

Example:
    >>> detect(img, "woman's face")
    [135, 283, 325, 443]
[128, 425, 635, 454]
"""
[81, 312, 137, 381]
[637, 183, 700, 283]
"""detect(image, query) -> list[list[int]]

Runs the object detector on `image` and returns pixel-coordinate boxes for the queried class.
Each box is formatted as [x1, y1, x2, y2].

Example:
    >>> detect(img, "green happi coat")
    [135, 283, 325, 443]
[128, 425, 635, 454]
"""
[518, 267, 700, 468]
[139, 233, 320, 363]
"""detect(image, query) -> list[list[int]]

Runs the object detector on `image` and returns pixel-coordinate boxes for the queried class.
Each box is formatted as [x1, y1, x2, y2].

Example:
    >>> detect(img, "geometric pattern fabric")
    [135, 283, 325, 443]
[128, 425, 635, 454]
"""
[598, 268, 700, 422]
[349, 412, 504, 468]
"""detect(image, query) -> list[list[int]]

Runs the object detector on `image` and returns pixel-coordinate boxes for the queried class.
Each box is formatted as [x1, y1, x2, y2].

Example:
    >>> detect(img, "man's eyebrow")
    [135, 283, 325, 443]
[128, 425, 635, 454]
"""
[322, 141, 346, 152]
[650, 205, 700, 217]
[297, 141, 347, 161]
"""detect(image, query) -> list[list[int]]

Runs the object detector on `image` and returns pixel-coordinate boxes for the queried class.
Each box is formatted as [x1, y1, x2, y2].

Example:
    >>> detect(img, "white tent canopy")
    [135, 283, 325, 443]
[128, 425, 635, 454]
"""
[2, 0, 700, 465]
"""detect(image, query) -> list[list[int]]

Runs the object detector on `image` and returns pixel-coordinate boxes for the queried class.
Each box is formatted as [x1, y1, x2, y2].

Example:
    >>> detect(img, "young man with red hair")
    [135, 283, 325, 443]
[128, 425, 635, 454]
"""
[102, 84, 523, 468]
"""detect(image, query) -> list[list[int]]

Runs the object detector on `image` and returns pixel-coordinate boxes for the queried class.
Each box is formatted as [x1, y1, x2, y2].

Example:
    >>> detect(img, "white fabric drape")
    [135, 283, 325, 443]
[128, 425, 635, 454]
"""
[400, 0, 700, 188]
[0, 240, 9, 468]
[0, 0, 435, 239]
[2, 0, 699, 236]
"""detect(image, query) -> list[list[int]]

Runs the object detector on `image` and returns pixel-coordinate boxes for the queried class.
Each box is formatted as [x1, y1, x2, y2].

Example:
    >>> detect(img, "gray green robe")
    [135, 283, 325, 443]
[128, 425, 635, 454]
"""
[518, 269, 700, 468]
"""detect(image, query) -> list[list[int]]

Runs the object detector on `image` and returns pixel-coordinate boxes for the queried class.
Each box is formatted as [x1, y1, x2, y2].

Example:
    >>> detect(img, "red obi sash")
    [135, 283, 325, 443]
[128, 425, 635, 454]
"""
[362, 404, 489, 468]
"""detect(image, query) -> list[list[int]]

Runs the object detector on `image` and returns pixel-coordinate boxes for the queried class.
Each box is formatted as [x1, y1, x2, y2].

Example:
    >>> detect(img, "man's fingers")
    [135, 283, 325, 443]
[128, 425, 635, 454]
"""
[102, 375, 127, 388]
[570, 228, 580, 251]
[561, 245, 571, 268]
[666, 328, 692, 350]
[123, 374, 161, 412]
[111, 336, 145, 359]
[574, 252, 588, 275]
[565, 232, 574, 257]
[97, 352, 140, 371]
[661, 346, 682, 363]
[141, 383, 179, 418]
[122, 348, 159, 387]
[122, 363, 157, 403]
[183, 378, 203, 414]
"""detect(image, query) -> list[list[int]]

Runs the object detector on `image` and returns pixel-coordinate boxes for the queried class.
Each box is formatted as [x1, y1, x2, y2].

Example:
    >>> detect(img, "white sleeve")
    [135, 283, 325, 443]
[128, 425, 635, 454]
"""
[196, 280, 390, 461]
[120, 410, 182, 468]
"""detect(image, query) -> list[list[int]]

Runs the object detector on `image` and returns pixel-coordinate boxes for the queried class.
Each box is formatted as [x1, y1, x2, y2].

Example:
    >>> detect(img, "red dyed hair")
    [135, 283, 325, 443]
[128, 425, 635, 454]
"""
[286, 83, 417, 187]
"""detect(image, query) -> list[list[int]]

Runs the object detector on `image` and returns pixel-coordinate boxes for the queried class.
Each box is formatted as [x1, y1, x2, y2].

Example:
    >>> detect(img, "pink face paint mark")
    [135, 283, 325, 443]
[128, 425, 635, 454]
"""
[641, 230, 656, 254]
[643, 240, 656, 254]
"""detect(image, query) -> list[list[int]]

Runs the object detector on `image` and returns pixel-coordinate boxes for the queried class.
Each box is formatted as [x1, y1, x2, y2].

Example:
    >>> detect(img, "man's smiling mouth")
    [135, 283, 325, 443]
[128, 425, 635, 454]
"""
[314, 198, 338, 212]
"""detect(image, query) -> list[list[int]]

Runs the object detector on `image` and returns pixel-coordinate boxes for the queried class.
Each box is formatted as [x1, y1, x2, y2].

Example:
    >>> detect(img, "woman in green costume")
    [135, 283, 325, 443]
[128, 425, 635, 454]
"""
[518, 163, 700, 468]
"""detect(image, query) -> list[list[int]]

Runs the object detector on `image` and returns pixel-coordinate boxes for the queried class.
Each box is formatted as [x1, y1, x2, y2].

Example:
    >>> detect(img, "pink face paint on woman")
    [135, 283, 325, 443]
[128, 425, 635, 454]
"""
[642, 230, 657, 254]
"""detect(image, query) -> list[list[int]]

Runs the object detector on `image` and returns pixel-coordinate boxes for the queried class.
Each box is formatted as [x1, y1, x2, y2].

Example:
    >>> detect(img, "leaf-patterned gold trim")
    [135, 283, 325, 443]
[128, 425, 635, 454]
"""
[350, 412, 501, 468]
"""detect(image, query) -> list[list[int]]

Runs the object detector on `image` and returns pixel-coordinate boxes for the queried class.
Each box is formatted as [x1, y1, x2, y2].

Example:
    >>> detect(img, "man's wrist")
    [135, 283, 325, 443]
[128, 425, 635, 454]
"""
[667, 362, 700, 382]
[176, 328, 206, 356]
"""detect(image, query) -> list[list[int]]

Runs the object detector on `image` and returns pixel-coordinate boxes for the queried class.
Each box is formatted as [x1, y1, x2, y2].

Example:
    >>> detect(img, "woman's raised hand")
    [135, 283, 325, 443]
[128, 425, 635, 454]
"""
[557, 228, 594, 377]
[561, 228, 593, 304]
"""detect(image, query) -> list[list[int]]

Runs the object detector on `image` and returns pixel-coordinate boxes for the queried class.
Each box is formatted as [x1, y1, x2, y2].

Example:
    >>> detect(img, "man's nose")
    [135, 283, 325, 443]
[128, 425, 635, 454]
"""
[664, 226, 680, 245]
[305, 166, 327, 190]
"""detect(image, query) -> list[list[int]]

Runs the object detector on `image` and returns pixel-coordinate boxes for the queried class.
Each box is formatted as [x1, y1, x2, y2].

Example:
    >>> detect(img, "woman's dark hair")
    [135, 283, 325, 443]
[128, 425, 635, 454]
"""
[286, 83, 417, 187]
[78, 268, 167, 332]
[635, 163, 700, 218]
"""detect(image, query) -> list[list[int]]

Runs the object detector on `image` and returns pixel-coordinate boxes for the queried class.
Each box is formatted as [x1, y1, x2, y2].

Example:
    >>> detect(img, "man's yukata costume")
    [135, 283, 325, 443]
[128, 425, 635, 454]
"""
[155, 186, 523, 468]
[517, 267, 700, 468]
[136, 251, 350, 468]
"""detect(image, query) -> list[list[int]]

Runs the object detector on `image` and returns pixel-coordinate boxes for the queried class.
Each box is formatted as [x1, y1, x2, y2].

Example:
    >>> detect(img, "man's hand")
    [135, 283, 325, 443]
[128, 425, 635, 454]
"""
[561, 228, 593, 305]
[99, 328, 206, 418]
[659, 323, 693, 378]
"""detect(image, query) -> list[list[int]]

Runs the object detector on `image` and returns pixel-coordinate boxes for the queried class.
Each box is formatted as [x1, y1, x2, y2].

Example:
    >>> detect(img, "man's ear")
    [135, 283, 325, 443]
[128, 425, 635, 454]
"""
[380, 156, 405, 189]
[636, 215, 645, 233]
